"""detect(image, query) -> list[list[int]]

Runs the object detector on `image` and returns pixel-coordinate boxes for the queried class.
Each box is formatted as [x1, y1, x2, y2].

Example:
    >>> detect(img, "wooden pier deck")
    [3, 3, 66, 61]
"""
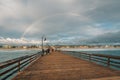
[12, 52, 120, 80]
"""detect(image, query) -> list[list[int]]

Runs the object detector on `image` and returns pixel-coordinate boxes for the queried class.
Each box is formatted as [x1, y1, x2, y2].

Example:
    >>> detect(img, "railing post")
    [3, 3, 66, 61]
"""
[79, 53, 81, 58]
[89, 54, 91, 61]
[107, 57, 110, 67]
[29, 57, 32, 63]
[18, 61, 20, 72]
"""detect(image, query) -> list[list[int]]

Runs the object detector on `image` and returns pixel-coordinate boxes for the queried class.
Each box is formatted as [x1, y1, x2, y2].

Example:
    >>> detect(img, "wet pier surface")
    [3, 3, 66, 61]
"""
[12, 52, 120, 80]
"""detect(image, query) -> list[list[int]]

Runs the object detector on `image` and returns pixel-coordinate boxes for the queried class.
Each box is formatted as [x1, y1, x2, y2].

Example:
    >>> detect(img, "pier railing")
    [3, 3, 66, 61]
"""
[0, 52, 41, 80]
[63, 51, 120, 70]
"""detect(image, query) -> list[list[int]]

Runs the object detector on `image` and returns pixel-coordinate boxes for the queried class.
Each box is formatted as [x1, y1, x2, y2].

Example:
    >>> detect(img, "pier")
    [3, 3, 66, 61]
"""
[11, 51, 120, 80]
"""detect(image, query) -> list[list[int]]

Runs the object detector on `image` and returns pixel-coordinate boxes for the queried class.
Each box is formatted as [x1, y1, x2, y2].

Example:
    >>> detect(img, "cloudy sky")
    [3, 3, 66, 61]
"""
[0, 0, 120, 45]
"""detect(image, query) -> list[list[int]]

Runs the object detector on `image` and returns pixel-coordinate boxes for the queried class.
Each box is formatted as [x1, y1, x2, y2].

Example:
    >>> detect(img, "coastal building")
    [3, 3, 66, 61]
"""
[2, 45, 12, 49]
[22, 46, 27, 49]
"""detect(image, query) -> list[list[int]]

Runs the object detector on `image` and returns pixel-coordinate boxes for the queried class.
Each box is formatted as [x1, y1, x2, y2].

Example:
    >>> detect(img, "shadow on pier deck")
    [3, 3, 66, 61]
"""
[12, 52, 120, 80]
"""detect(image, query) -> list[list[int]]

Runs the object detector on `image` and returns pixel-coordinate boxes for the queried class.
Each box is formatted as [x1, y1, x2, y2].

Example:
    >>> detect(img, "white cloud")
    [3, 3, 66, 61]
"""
[0, 37, 41, 45]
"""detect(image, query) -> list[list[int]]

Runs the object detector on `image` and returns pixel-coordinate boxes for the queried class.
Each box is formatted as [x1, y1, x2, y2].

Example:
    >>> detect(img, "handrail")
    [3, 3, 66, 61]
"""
[0, 52, 42, 80]
[63, 51, 120, 70]
[92, 54, 120, 59]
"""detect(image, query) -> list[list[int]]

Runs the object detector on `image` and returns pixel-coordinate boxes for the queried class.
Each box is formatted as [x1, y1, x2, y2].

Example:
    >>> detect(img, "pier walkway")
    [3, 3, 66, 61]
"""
[13, 52, 120, 80]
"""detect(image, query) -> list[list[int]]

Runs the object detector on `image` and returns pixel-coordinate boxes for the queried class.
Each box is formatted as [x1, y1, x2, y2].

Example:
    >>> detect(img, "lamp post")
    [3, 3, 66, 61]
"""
[41, 36, 46, 54]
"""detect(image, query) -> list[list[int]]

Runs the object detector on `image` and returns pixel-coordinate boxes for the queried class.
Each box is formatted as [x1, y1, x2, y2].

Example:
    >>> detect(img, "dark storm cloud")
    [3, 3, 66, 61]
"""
[0, 0, 120, 45]
[84, 0, 120, 23]
[90, 31, 120, 43]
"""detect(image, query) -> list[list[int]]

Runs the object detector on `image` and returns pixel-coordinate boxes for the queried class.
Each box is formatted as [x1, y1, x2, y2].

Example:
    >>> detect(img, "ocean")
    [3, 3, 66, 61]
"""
[0, 48, 120, 63]
[61, 48, 120, 56]
[0, 49, 41, 63]
[0, 49, 41, 80]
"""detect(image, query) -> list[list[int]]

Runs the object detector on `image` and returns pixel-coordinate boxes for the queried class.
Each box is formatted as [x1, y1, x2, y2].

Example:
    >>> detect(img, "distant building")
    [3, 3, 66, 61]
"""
[22, 46, 28, 49]
[2, 45, 12, 49]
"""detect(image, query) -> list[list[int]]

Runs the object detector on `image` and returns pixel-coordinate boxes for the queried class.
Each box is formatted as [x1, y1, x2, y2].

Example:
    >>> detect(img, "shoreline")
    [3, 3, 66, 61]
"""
[60, 47, 120, 49]
[0, 48, 41, 51]
[60, 48, 120, 51]
[0, 48, 119, 51]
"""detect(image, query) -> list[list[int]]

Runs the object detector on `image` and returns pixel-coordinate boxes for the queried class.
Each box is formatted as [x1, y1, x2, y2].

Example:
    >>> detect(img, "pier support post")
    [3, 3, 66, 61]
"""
[18, 61, 20, 72]
[107, 58, 110, 67]
[89, 54, 91, 61]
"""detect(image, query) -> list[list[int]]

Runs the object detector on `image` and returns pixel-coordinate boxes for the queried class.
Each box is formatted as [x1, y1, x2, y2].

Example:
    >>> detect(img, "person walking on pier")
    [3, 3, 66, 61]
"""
[42, 49, 45, 56]
[46, 48, 50, 54]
